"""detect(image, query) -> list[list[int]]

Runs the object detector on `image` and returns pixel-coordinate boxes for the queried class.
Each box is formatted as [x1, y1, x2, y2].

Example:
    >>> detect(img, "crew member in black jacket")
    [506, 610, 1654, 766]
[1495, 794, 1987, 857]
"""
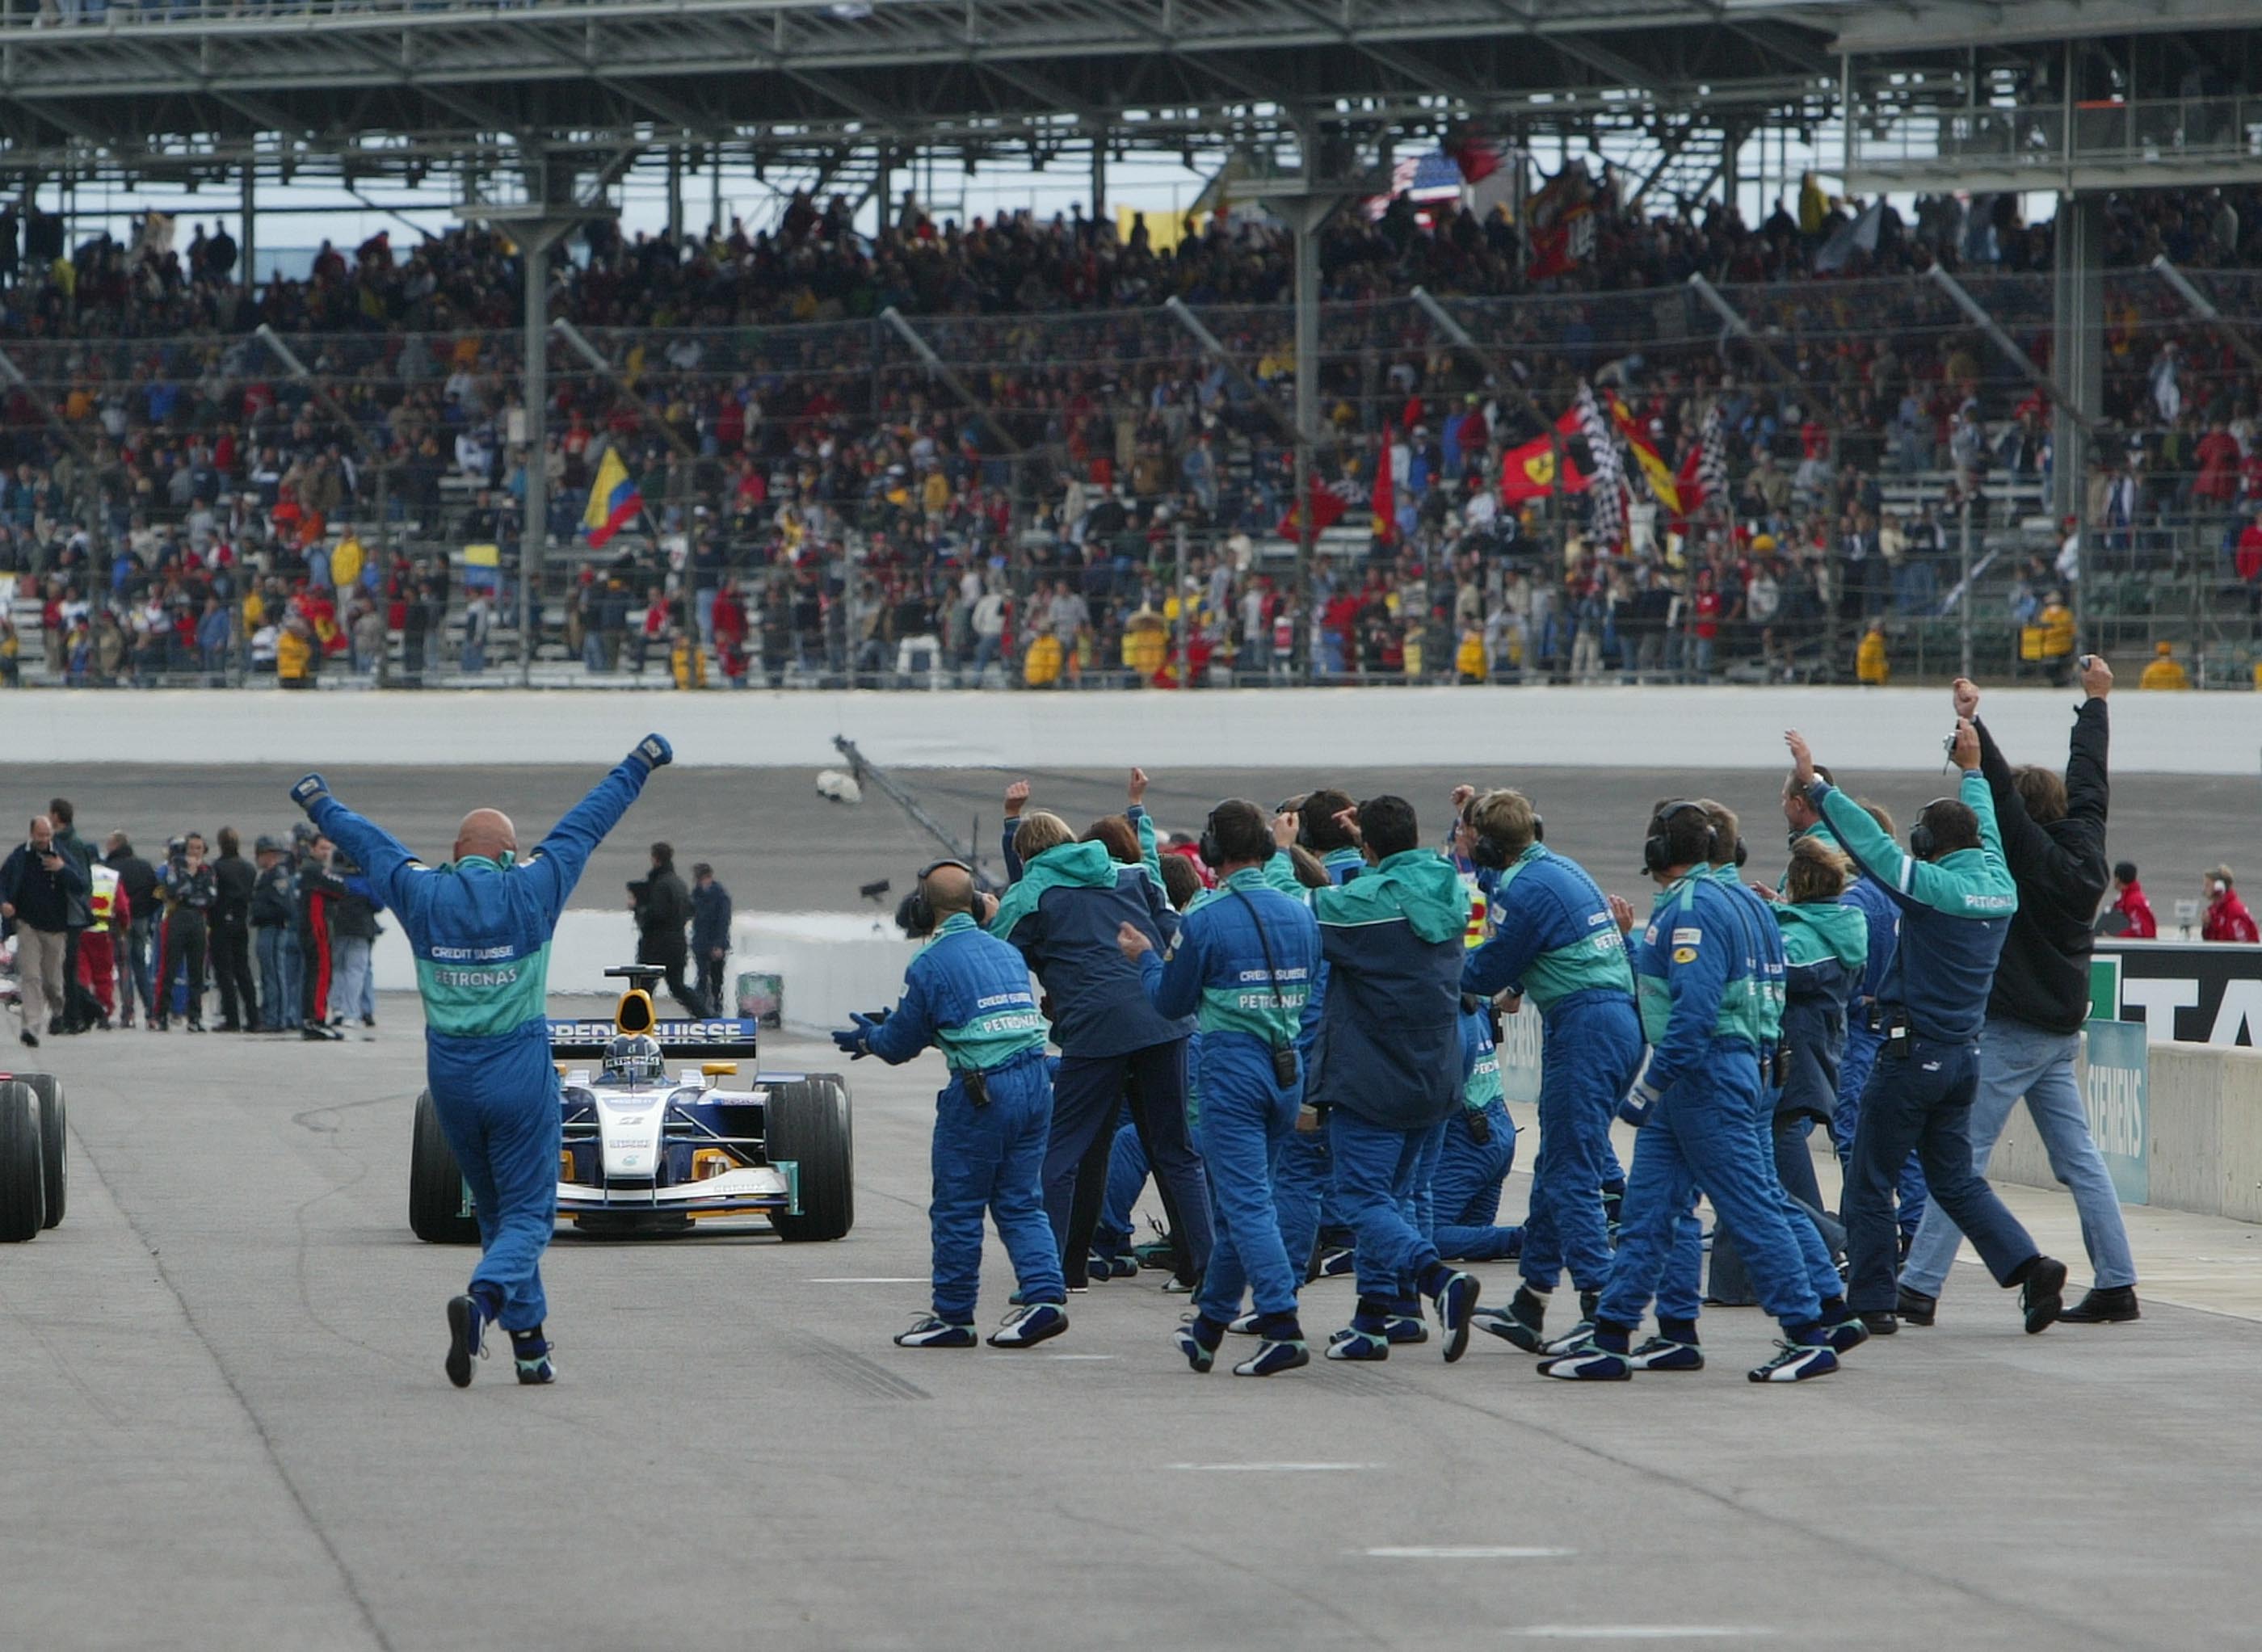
[629, 842, 705, 1018]
[1897, 658, 2139, 1326]
[105, 831, 162, 1028]
[209, 826, 259, 1032]
[158, 833, 218, 1032]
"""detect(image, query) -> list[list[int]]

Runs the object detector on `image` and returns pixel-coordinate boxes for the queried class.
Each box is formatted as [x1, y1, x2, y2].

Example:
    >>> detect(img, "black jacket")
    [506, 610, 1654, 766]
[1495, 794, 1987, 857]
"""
[212, 851, 256, 932]
[632, 867, 693, 939]
[250, 857, 297, 927]
[109, 849, 159, 923]
[1, 840, 89, 933]
[1977, 701, 2109, 1034]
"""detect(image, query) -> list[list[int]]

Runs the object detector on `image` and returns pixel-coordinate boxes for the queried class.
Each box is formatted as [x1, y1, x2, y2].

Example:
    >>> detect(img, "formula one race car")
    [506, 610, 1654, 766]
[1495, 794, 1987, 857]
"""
[408, 966, 853, 1244]
[0, 1070, 67, 1242]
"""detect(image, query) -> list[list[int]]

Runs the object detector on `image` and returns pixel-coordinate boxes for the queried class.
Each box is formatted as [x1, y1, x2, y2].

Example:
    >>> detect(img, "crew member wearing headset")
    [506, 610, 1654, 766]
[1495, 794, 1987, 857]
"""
[1119, 801, 1320, 1377]
[1458, 788, 1643, 1356]
[839, 860, 1067, 1351]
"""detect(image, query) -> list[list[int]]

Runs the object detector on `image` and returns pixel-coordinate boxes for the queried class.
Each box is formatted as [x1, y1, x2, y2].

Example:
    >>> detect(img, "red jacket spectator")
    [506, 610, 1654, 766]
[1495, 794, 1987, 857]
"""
[2111, 871, 2156, 939]
[2237, 516, 2262, 585]
[2203, 869, 2258, 943]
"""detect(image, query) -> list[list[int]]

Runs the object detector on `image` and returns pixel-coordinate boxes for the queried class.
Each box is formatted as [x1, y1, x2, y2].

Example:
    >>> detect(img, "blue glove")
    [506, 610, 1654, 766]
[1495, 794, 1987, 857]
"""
[830, 1012, 881, 1059]
[1616, 1078, 1661, 1129]
[629, 733, 674, 771]
[290, 773, 331, 813]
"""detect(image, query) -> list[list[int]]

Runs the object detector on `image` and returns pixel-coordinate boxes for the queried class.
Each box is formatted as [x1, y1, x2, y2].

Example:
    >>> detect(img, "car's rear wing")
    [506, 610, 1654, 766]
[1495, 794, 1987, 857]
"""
[546, 1017, 763, 1060]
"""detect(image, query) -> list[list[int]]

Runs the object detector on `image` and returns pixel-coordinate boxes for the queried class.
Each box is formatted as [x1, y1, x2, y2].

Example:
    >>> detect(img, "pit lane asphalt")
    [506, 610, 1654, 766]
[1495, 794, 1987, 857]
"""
[27, 760, 2256, 922]
[10, 1008, 2262, 1651]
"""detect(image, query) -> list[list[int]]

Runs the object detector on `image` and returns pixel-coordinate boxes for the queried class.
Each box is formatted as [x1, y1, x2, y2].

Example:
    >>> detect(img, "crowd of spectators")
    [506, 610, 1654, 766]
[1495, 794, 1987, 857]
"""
[2, 174, 2261, 691]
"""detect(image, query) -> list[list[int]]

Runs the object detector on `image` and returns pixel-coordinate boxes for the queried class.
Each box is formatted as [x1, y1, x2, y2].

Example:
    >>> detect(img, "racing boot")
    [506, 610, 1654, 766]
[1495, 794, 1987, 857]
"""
[1539, 1290, 1604, 1357]
[1382, 1314, 1430, 1346]
[1538, 1335, 1633, 1381]
[1748, 1339, 1839, 1383]
[1627, 1336, 1705, 1372]
[1314, 1246, 1357, 1279]
[1175, 1315, 1226, 1373]
[896, 1314, 978, 1349]
[1227, 1312, 1307, 1377]
[444, 1292, 492, 1389]
[1422, 1265, 1481, 1364]
[511, 1327, 557, 1385]
[988, 1302, 1069, 1349]
[1326, 1298, 1397, 1361]
[1475, 1284, 1550, 1352]
[1226, 1311, 1263, 1337]
[1823, 1314, 1873, 1356]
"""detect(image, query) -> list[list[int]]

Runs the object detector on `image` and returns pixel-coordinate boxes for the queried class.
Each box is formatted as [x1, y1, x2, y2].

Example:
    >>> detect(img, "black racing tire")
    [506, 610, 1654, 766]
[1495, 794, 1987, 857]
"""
[409, 1089, 480, 1244]
[765, 1074, 854, 1242]
[17, 1074, 65, 1229]
[0, 1081, 45, 1244]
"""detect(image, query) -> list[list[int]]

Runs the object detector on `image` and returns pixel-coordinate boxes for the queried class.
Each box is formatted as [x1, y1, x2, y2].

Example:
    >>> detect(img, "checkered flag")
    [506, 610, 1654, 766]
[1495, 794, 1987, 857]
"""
[1697, 401, 1730, 512]
[1575, 380, 1628, 544]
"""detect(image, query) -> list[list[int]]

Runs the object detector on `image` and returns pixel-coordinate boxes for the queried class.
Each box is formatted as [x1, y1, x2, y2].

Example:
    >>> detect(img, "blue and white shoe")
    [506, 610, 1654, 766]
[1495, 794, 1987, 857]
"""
[1627, 1335, 1704, 1372]
[989, 1303, 1069, 1348]
[1226, 1311, 1263, 1337]
[1234, 1339, 1310, 1377]
[1316, 1246, 1356, 1278]
[514, 1341, 558, 1385]
[1104, 1250, 1141, 1280]
[444, 1293, 487, 1389]
[1325, 1326, 1390, 1361]
[1174, 1323, 1217, 1373]
[1382, 1314, 1429, 1345]
[1085, 1249, 1119, 1283]
[896, 1314, 978, 1348]
[1474, 1296, 1546, 1353]
[1432, 1271, 1480, 1364]
[1540, 1319, 1597, 1358]
[1824, 1316, 1872, 1355]
[1537, 1339, 1633, 1381]
[1748, 1339, 1839, 1383]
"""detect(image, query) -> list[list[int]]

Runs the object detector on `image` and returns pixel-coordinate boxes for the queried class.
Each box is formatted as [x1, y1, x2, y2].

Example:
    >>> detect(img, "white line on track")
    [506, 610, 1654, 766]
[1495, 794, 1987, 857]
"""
[1362, 1547, 1575, 1559]
[1509, 1629, 1776, 1641]
[1046, 1354, 1116, 1360]
[805, 1277, 930, 1284]
[1168, 1462, 1378, 1472]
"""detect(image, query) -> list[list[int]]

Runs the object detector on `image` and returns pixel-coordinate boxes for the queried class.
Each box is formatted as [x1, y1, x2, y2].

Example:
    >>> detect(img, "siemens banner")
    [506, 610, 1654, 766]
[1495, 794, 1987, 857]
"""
[2079, 1018, 2149, 1206]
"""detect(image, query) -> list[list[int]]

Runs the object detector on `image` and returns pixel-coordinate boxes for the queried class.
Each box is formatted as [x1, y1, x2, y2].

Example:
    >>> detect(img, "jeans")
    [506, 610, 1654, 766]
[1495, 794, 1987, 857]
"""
[1599, 1049, 1823, 1335]
[929, 1057, 1063, 1321]
[1045, 1040, 1211, 1287]
[695, 948, 729, 1017]
[331, 937, 372, 1028]
[1898, 1016, 2137, 1297]
[1192, 1051, 1304, 1326]
[1843, 1034, 2041, 1313]
[124, 917, 157, 1019]
[1833, 1024, 1930, 1236]
[256, 926, 299, 1029]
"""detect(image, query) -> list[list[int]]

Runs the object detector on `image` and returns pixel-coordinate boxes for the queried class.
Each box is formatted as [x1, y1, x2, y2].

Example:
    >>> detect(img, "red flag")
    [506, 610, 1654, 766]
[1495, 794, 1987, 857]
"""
[1372, 427, 1397, 544]
[1276, 476, 1350, 537]
[1675, 443, 1705, 515]
[1498, 408, 1592, 504]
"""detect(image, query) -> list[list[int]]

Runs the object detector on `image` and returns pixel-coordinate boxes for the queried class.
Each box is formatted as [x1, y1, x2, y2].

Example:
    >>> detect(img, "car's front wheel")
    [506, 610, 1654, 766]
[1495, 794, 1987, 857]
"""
[765, 1074, 854, 1242]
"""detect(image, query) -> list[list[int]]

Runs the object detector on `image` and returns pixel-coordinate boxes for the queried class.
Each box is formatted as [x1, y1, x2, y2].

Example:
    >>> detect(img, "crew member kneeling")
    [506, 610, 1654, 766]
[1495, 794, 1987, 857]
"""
[1118, 801, 1321, 1377]
[292, 736, 672, 1388]
[838, 861, 1069, 1351]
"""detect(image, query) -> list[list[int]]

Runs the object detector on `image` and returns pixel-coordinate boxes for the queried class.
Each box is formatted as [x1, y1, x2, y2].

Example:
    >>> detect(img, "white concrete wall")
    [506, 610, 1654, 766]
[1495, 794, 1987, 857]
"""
[373, 908, 914, 1033]
[14, 683, 2253, 774]
[1994, 1039, 2262, 1223]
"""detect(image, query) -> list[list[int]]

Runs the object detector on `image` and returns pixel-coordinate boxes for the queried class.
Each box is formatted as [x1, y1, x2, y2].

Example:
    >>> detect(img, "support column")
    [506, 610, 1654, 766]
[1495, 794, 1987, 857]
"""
[666, 146, 683, 243]
[710, 148, 724, 238]
[2054, 191, 2102, 638]
[1090, 139, 1107, 225]
[872, 151, 891, 238]
[1720, 122, 1740, 219]
[240, 162, 255, 292]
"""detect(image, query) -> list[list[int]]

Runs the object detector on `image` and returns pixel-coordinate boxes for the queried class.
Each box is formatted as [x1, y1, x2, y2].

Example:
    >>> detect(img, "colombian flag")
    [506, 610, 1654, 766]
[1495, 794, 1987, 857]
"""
[583, 446, 642, 547]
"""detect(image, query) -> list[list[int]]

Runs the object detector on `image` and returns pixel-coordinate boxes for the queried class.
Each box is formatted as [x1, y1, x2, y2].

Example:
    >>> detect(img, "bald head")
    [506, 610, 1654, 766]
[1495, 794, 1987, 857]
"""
[923, 861, 975, 919]
[454, 808, 519, 865]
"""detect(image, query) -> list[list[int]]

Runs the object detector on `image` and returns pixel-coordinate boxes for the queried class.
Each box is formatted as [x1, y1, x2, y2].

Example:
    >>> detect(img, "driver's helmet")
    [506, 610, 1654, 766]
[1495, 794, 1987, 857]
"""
[601, 1032, 665, 1086]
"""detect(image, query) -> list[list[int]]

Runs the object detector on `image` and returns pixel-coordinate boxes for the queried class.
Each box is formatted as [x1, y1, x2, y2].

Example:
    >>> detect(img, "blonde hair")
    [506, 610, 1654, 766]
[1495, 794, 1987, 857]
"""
[1785, 836, 1852, 904]
[1013, 810, 1076, 864]
[1468, 788, 1538, 859]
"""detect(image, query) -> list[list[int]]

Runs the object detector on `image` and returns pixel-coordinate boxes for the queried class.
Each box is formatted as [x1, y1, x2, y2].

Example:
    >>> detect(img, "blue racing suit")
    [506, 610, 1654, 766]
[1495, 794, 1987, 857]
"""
[1272, 843, 1369, 1281]
[1137, 867, 1320, 1333]
[1429, 1003, 1521, 1261]
[1598, 870, 1826, 1342]
[304, 752, 660, 1332]
[858, 912, 1062, 1322]
[1461, 843, 1642, 1297]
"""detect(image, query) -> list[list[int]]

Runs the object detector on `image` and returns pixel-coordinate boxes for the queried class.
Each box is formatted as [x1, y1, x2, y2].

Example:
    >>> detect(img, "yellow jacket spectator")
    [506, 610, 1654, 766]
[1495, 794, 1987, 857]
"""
[2139, 641, 2191, 691]
[276, 624, 313, 688]
[1856, 622, 1890, 685]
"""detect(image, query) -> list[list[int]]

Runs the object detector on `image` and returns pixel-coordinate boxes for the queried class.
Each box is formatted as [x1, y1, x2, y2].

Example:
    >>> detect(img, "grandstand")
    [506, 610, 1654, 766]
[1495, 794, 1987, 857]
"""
[2, 0, 2262, 691]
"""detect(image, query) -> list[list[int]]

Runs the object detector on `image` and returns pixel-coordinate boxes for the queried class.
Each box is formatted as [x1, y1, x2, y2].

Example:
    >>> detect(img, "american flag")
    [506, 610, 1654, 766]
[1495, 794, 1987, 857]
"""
[1575, 380, 1628, 545]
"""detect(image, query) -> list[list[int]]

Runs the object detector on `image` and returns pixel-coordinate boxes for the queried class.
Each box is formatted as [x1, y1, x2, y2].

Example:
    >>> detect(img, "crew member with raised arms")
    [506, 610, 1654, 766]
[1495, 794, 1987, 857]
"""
[289, 734, 675, 1387]
[837, 859, 1070, 1351]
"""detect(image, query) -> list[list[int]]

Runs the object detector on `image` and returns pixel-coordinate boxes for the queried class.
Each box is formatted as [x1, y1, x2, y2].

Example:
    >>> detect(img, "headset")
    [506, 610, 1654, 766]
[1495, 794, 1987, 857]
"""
[1199, 803, 1268, 872]
[1465, 805, 1543, 871]
[1907, 798, 1955, 863]
[1642, 801, 1720, 877]
[901, 859, 976, 937]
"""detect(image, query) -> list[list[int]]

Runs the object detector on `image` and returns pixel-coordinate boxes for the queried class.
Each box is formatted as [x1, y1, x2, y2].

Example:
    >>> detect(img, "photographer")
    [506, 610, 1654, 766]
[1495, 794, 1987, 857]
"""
[2, 815, 87, 1048]
[1118, 801, 1321, 1377]
[210, 826, 259, 1032]
[250, 834, 301, 1032]
[835, 860, 1068, 1351]
[158, 832, 217, 1033]
[1788, 725, 2069, 1335]
[628, 843, 704, 1019]
[1898, 666, 2138, 1327]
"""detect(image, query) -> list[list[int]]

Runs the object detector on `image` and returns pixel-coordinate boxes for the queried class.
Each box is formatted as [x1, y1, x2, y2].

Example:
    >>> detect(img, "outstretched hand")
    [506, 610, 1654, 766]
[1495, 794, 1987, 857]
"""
[1272, 810, 1299, 851]
[2080, 654, 2113, 700]
[1784, 729, 1817, 789]
[1448, 784, 1476, 812]
[1607, 893, 1638, 936]
[630, 733, 673, 771]
[1952, 677, 1979, 721]
[1332, 805, 1363, 847]
[1115, 920, 1155, 964]
[1003, 779, 1031, 819]
[1950, 717, 1981, 773]
[289, 773, 331, 813]
[1128, 768, 1150, 806]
